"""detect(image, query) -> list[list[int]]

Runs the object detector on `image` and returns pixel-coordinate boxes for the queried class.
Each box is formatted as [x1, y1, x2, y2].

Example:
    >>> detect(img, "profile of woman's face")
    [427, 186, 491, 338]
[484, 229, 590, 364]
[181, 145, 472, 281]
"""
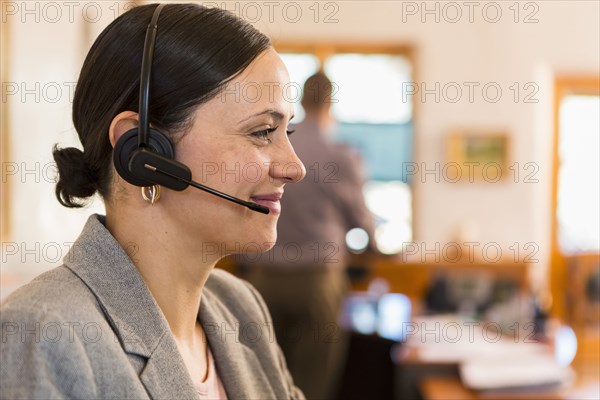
[161, 48, 305, 255]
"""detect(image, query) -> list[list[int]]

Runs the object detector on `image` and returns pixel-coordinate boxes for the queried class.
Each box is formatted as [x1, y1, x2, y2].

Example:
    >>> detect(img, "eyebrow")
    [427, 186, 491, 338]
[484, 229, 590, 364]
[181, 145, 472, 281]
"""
[237, 109, 292, 125]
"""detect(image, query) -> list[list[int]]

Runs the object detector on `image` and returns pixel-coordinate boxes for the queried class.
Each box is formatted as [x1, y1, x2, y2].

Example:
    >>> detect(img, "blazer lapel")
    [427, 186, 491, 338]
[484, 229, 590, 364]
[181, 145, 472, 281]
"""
[139, 334, 199, 399]
[199, 288, 277, 400]
[63, 214, 199, 399]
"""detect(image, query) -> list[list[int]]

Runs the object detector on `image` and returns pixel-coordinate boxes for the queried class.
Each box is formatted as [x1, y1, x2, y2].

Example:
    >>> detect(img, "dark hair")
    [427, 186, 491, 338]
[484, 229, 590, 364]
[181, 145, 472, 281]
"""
[53, 3, 271, 208]
[300, 71, 333, 113]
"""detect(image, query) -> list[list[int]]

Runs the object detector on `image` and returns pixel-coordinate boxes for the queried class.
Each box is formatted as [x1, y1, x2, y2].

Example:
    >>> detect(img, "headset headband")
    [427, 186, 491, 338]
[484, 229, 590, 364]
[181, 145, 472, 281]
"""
[138, 3, 166, 148]
[113, 3, 270, 214]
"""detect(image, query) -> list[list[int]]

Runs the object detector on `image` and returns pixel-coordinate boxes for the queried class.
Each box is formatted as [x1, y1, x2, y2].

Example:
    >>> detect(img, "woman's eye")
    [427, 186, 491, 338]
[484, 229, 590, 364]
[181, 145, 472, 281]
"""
[286, 129, 295, 136]
[251, 127, 277, 143]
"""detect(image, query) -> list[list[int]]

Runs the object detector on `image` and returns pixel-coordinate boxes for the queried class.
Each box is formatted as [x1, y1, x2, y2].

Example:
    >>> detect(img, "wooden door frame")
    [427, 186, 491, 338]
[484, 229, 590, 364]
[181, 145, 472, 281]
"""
[550, 76, 600, 319]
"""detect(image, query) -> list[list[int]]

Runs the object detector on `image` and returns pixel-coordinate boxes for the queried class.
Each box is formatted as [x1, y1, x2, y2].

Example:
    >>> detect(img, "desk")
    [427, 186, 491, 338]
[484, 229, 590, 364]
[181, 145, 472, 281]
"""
[395, 346, 460, 399]
[393, 316, 600, 400]
[397, 345, 600, 400]
[421, 377, 563, 400]
[420, 373, 600, 400]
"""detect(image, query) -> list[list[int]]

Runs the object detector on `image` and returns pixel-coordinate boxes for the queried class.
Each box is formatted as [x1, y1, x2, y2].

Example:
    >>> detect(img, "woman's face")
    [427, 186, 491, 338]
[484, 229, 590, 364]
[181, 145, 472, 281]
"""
[162, 48, 305, 255]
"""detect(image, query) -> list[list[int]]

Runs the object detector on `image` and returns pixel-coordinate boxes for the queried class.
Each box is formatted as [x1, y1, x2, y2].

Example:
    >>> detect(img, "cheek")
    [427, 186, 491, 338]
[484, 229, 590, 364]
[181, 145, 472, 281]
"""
[176, 135, 271, 196]
[204, 151, 270, 190]
[237, 152, 273, 186]
[177, 140, 234, 187]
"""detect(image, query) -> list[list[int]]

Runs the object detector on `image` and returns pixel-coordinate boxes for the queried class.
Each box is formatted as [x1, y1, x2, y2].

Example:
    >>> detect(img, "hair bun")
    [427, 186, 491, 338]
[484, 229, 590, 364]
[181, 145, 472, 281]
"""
[52, 145, 98, 208]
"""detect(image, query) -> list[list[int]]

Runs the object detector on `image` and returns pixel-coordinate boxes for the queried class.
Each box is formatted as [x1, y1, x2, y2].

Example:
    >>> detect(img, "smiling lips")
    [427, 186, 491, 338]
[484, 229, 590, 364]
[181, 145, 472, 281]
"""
[250, 192, 283, 215]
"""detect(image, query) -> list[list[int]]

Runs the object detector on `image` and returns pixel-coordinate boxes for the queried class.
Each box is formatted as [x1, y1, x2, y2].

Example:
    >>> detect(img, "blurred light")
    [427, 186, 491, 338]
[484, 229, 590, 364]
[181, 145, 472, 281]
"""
[364, 181, 411, 221]
[377, 293, 412, 341]
[375, 222, 412, 254]
[554, 325, 578, 367]
[324, 54, 412, 124]
[363, 181, 412, 255]
[558, 95, 600, 252]
[351, 302, 377, 335]
[346, 227, 369, 253]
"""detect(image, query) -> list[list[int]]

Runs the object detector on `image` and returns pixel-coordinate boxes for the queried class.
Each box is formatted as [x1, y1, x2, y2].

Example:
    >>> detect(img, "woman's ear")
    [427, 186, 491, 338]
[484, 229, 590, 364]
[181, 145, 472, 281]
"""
[109, 111, 139, 147]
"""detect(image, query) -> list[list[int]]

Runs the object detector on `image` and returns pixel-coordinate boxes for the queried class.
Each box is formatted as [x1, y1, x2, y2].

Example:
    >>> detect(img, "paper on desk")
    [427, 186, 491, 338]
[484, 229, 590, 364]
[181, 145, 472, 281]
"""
[407, 315, 548, 363]
[460, 353, 574, 391]
[406, 315, 575, 390]
[416, 339, 550, 363]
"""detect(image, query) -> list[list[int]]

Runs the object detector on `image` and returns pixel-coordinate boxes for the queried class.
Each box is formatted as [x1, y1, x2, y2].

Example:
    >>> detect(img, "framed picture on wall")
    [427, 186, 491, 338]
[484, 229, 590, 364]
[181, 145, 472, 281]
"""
[446, 131, 509, 182]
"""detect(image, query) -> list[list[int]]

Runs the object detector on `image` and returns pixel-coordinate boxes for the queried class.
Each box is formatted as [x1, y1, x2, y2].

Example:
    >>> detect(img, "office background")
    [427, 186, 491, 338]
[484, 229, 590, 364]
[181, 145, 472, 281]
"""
[1, 2, 599, 398]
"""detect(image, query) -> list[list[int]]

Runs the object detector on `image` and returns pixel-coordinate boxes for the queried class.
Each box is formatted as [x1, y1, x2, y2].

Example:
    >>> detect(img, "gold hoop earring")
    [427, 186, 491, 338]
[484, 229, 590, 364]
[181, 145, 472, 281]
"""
[141, 185, 161, 205]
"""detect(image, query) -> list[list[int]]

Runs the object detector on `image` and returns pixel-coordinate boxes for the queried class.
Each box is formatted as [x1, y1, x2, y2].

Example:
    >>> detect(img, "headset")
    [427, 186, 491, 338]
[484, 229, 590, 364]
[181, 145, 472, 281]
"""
[112, 3, 269, 214]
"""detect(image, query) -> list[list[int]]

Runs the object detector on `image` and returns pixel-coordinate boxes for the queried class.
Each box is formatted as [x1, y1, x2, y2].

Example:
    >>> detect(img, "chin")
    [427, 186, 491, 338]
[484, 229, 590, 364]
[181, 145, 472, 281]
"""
[228, 237, 275, 260]
[242, 224, 278, 252]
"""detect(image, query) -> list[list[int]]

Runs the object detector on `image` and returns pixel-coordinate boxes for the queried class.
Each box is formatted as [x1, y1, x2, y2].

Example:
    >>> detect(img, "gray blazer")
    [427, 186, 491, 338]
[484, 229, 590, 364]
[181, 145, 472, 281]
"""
[0, 214, 304, 400]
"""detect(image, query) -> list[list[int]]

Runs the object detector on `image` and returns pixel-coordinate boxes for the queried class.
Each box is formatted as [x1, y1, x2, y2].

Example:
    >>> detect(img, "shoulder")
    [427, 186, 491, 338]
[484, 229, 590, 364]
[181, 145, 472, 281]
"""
[314, 143, 366, 188]
[1, 265, 100, 320]
[0, 265, 104, 356]
[331, 142, 364, 166]
[0, 267, 101, 399]
[0, 266, 97, 346]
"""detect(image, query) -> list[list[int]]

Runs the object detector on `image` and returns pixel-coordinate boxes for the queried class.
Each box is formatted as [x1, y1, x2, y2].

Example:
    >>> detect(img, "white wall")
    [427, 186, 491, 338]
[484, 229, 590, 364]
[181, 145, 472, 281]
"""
[260, 1, 599, 290]
[2, 1, 599, 295]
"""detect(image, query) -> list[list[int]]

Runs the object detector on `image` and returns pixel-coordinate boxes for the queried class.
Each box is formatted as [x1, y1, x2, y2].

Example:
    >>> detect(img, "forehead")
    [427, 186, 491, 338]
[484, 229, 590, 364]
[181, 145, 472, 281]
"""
[214, 48, 294, 117]
[234, 48, 290, 90]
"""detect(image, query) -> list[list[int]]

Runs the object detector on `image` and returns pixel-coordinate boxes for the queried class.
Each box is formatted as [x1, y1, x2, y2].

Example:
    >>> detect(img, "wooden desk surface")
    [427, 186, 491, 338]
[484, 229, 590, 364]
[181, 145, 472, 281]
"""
[421, 377, 561, 400]
[420, 363, 600, 400]
[396, 332, 600, 400]
[420, 376, 600, 400]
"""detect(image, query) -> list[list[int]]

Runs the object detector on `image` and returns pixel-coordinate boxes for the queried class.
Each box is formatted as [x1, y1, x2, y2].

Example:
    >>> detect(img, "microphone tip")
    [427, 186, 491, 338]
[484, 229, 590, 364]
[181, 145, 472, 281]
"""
[250, 203, 270, 214]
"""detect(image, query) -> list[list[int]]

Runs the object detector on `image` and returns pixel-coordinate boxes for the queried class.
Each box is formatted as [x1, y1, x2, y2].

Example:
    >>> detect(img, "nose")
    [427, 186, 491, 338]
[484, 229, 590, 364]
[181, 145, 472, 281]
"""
[269, 138, 306, 183]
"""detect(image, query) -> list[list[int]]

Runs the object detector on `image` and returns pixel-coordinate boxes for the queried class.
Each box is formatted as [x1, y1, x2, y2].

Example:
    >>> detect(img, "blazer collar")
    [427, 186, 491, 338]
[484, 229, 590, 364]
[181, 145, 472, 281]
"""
[198, 289, 269, 400]
[63, 214, 198, 399]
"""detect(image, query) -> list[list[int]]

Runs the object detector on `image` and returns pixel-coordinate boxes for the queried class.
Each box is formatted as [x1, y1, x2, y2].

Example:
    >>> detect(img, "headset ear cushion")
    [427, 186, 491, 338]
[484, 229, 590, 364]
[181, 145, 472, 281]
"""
[113, 127, 175, 187]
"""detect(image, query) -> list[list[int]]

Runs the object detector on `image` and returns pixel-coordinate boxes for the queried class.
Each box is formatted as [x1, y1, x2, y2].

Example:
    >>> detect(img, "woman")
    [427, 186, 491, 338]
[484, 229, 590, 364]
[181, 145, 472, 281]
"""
[0, 3, 306, 399]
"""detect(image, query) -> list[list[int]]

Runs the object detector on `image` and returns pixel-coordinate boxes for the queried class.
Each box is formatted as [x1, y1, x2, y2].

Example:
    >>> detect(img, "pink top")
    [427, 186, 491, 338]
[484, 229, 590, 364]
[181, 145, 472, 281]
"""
[195, 346, 228, 399]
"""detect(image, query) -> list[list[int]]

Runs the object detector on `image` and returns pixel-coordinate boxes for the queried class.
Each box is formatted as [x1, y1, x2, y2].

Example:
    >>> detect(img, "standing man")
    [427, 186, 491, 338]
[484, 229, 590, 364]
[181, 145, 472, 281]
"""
[242, 72, 376, 400]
